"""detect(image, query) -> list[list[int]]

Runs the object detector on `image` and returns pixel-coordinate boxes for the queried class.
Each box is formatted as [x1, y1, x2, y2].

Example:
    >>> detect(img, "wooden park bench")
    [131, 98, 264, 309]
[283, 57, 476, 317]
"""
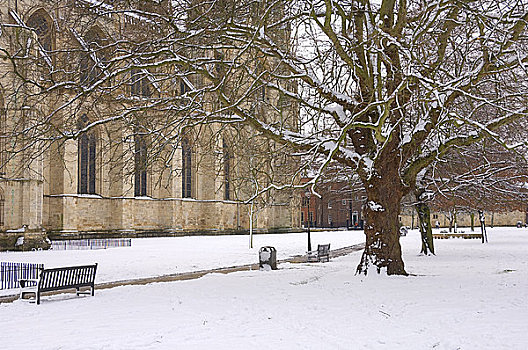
[19, 264, 97, 305]
[307, 244, 331, 263]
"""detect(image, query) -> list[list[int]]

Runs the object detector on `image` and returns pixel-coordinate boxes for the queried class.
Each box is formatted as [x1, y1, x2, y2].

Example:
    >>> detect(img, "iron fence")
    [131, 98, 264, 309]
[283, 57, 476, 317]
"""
[51, 238, 132, 250]
[0, 262, 43, 290]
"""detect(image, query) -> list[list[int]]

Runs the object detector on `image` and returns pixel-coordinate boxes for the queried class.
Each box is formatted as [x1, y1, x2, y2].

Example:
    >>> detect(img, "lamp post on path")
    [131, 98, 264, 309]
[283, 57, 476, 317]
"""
[305, 191, 312, 252]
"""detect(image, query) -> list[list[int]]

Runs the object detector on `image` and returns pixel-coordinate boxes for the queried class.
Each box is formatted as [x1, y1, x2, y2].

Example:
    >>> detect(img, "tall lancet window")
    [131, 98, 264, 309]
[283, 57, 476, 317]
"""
[131, 69, 151, 98]
[223, 139, 231, 200]
[0, 188, 4, 227]
[182, 138, 192, 198]
[27, 9, 53, 52]
[78, 115, 97, 194]
[80, 28, 108, 86]
[134, 134, 148, 197]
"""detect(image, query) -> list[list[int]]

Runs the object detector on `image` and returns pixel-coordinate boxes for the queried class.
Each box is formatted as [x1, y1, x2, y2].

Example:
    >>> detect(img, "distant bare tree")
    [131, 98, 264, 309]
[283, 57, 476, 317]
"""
[432, 142, 528, 229]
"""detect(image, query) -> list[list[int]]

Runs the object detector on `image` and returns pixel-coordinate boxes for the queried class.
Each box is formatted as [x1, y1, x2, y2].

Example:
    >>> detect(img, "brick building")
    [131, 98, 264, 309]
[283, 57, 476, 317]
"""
[301, 178, 365, 229]
[301, 177, 526, 231]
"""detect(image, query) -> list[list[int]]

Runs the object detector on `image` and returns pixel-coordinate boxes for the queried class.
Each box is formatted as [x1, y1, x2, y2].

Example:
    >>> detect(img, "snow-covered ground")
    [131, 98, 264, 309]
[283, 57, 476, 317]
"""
[1, 227, 527, 349]
[1, 230, 364, 290]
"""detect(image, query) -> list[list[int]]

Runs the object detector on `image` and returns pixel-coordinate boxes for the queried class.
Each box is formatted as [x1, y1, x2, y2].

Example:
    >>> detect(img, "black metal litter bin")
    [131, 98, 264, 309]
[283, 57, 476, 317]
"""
[259, 246, 277, 270]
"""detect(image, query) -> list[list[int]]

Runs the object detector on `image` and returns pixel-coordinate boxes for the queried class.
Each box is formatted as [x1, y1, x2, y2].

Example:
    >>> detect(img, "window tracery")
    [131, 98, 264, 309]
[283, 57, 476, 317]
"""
[78, 115, 97, 194]
[134, 134, 148, 196]
[131, 69, 151, 98]
[182, 138, 193, 198]
[27, 10, 53, 52]
[79, 28, 109, 86]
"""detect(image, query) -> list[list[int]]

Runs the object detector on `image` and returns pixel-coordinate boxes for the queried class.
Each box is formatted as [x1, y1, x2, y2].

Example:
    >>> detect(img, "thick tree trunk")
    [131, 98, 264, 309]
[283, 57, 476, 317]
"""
[357, 166, 407, 276]
[414, 191, 435, 255]
[470, 212, 475, 232]
[357, 189, 407, 275]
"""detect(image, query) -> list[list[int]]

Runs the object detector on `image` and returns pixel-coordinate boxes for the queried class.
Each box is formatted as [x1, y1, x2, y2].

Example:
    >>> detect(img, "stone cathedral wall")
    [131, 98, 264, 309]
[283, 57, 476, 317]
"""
[0, 0, 299, 250]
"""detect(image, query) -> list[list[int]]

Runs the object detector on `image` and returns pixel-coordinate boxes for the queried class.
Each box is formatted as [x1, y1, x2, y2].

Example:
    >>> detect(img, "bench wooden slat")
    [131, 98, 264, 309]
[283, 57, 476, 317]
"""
[66, 269, 73, 286]
[58, 270, 64, 286]
[41, 271, 48, 289]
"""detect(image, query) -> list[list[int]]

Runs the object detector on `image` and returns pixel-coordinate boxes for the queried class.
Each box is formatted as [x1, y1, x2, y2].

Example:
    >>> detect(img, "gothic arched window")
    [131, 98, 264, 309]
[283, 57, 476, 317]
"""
[131, 69, 151, 98]
[182, 138, 192, 198]
[223, 138, 231, 200]
[180, 79, 190, 95]
[0, 187, 4, 227]
[134, 134, 148, 196]
[78, 115, 97, 194]
[79, 28, 108, 86]
[27, 9, 53, 52]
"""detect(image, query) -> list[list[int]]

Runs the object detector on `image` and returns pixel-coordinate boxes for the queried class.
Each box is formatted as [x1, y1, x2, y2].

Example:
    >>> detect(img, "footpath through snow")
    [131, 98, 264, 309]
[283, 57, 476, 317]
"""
[1, 227, 527, 349]
[0, 230, 365, 297]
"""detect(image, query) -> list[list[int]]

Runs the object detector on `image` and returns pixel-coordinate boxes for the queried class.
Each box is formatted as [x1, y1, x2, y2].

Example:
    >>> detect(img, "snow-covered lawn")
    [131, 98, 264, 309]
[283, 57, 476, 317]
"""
[1, 227, 527, 349]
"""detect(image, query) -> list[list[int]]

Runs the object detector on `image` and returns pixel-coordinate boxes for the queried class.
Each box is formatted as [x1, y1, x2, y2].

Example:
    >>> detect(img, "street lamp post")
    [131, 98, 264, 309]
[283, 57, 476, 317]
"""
[349, 199, 353, 229]
[305, 191, 312, 252]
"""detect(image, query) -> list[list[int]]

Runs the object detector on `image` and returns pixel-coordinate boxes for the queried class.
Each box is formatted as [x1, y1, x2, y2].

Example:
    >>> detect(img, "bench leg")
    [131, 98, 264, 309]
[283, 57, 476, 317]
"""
[36, 292, 41, 305]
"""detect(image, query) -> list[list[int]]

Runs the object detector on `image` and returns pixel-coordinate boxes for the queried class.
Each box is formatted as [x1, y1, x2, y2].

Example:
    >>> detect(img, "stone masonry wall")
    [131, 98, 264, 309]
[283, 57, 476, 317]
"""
[43, 195, 292, 237]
